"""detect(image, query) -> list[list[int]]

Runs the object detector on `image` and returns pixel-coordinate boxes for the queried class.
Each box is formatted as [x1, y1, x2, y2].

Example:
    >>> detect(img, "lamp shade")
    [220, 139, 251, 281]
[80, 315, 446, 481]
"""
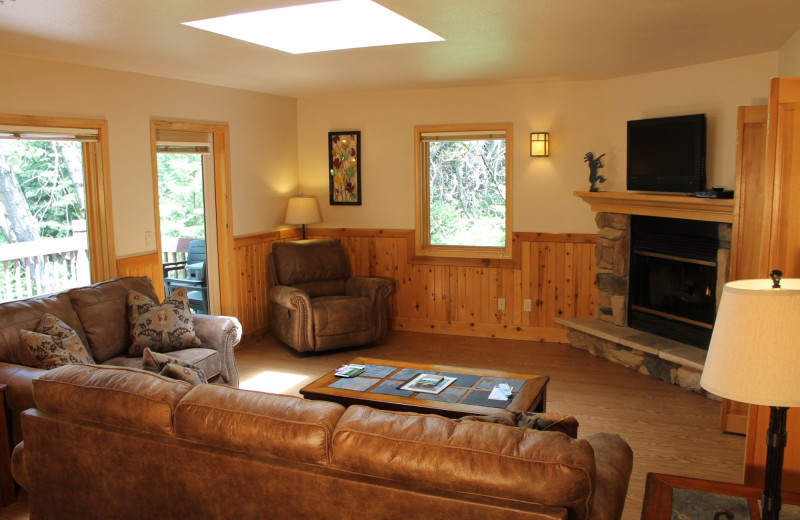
[700, 278, 800, 407]
[285, 196, 321, 225]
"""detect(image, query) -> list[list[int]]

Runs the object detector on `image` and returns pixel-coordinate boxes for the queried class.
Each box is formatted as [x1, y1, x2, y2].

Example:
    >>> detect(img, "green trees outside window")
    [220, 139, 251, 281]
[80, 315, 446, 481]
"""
[426, 138, 506, 248]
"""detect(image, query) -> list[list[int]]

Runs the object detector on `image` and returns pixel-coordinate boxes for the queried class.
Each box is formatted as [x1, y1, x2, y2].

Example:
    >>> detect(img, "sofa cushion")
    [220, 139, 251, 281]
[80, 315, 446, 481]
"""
[18, 314, 94, 370]
[311, 296, 373, 336]
[271, 239, 350, 289]
[141, 348, 207, 385]
[0, 292, 88, 364]
[32, 364, 192, 436]
[331, 406, 597, 519]
[174, 384, 345, 466]
[102, 347, 221, 380]
[127, 287, 201, 356]
[68, 277, 160, 363]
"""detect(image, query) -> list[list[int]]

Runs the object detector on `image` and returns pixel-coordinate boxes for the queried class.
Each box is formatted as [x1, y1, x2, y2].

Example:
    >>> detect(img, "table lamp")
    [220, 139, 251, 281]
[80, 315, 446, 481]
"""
[700, 270, 800, 520]
[285, 196, 321, 240]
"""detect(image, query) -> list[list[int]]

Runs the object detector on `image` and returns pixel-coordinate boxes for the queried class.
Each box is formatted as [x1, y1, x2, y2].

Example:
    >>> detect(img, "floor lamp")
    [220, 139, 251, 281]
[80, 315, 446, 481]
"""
[700, 271, 800, 520]
[285, 196, 321, 240]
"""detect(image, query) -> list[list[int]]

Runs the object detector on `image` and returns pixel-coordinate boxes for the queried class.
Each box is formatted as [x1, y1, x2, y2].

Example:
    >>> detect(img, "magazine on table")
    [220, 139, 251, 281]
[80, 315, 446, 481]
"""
[399, 373, 456, 394]
[334, 364, 366, 378]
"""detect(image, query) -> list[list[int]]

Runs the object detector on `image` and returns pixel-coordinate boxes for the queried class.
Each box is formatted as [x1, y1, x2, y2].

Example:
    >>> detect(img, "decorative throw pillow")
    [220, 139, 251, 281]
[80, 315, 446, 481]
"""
[128, 288, 201, 356]
[457, 411, 579, 439]
[19, 313, 95, 370]
[141, 348, 207, 386]
[516, 412, 579, 439]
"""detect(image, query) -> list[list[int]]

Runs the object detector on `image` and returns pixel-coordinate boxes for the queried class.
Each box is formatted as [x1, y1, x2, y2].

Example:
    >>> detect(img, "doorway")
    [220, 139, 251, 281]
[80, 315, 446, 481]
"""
[154, 128, 220, 315]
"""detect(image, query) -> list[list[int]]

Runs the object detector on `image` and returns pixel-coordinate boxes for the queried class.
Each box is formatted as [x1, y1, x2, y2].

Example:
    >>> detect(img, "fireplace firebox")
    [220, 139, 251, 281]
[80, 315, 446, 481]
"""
[628, 215, 720, 349]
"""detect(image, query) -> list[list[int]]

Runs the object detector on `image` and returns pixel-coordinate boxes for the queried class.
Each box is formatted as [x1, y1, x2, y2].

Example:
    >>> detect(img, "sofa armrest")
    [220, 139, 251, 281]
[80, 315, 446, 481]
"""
[191, 314, 242, 387]
[268, 286, 314, 352]
[0, 363, 45, 413]
[11, 440, 27, 491]
[585, 432, 633, 520]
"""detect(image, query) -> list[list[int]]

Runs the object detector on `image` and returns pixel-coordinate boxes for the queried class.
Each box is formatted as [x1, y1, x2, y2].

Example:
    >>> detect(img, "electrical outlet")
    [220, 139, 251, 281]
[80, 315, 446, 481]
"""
[497, 298, 505, 311]
[524, 299, 532, 312]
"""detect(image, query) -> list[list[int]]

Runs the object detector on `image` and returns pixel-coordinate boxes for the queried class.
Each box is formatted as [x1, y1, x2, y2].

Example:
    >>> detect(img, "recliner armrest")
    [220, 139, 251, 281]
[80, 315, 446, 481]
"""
[268, 285, 312, 310]
[346, 277, 393, 302]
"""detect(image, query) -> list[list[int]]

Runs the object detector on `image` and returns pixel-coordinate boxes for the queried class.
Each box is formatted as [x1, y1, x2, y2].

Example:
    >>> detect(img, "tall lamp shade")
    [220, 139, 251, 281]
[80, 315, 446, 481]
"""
[285, 196, 321, 240]
[700, 274, 800, 520]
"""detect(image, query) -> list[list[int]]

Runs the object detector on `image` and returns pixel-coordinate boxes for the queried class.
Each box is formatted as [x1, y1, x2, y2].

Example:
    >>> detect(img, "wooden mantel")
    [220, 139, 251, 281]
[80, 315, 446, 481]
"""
[574, 191, 734, 223]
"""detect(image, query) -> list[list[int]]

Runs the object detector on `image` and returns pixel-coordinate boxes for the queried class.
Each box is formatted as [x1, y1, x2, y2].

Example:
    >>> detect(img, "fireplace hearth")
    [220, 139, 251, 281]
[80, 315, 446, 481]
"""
[560, 192, 735, 396]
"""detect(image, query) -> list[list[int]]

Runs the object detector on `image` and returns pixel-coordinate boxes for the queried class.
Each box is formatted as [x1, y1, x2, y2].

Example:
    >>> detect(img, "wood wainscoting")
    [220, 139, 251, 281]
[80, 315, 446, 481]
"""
[113, 229, 598, 346]
[232, 228, 598, 345]
[117, 252, 166, 300]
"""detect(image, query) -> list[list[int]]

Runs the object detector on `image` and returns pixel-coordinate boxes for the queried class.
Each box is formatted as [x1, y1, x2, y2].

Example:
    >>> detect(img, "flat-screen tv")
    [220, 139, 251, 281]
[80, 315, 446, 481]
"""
[627, 114, 706, 193]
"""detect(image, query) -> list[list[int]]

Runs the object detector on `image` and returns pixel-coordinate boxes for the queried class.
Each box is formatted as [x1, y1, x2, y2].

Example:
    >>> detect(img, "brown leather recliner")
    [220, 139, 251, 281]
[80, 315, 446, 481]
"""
[267, 238, 393, 352]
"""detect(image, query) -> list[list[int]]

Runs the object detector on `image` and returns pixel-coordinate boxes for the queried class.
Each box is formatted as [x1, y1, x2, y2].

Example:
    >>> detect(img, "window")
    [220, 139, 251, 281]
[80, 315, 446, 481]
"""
[0, 116, 115, 301]
[414, 123, 513, 260]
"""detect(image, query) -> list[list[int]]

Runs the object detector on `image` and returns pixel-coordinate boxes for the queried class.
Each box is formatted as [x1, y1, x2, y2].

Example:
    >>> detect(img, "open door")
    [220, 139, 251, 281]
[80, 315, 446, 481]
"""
[152, 127, 220, 314]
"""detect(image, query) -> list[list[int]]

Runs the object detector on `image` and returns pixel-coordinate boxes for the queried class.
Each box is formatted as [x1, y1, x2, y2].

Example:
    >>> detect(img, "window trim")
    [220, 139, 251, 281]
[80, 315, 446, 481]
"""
[0, 113, 117, 281]
[413, 122, 514, 263]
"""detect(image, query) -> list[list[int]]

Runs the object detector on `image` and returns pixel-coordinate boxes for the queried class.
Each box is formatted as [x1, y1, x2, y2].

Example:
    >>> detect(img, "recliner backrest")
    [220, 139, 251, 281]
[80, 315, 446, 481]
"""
[269, 239, 350, 297]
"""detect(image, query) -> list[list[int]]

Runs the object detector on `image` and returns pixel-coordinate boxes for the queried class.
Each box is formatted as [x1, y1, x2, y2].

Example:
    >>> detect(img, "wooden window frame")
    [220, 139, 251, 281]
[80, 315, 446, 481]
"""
[0, 113, 116, 282]
[413, 123, 514, 265]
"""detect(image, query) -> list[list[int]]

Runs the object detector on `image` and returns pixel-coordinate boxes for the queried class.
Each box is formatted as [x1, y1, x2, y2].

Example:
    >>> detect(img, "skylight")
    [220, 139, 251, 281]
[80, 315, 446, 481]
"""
[183, 0, 444, 54]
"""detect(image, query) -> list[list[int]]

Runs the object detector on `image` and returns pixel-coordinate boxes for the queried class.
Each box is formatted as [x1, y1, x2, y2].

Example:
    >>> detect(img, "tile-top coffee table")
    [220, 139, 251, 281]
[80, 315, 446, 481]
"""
[299, 357, 549, 418]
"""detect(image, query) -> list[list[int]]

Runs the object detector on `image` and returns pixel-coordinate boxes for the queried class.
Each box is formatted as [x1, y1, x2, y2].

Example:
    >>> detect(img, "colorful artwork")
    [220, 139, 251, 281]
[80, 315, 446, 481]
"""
[328, 131, 361, 205]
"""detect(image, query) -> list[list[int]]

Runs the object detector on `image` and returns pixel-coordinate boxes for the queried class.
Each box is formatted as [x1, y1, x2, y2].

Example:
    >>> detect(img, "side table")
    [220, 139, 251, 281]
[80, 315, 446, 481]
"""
[0, 384, 14, 506]
[642, 473, 800, 519]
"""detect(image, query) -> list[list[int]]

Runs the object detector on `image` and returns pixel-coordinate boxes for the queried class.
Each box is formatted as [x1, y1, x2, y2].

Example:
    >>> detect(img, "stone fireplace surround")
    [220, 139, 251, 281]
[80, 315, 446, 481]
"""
[556, 192, 734, 396]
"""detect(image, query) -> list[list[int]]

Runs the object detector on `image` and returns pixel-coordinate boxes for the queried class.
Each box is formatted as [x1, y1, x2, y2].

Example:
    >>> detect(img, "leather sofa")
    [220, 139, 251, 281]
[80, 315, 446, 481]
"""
[268, 238, 393, 352]
[0, 276, 241, 446]
[12, 364, 633, 520]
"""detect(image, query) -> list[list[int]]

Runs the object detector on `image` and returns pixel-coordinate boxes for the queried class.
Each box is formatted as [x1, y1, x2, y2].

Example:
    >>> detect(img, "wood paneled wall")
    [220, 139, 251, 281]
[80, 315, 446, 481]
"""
[232, 228, 598, 345]
[117, 253, 166, 300]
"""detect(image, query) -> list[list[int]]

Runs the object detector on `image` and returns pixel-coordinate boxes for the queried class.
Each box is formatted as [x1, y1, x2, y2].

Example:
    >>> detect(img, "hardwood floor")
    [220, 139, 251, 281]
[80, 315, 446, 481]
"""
[0, 331, 745, 520]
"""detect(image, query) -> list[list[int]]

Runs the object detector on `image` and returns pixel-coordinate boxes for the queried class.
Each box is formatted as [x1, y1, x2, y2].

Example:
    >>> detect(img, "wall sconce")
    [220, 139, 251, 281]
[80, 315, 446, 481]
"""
[530, 132, 550, 157]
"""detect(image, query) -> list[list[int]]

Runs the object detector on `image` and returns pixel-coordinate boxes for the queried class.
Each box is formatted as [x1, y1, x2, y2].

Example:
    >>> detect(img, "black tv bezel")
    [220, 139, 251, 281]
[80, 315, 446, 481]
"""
[626, 113, 707, 193]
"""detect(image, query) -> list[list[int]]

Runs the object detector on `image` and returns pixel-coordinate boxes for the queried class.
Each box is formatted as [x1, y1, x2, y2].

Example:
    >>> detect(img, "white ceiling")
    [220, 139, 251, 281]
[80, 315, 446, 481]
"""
[1, 0, 799, 98]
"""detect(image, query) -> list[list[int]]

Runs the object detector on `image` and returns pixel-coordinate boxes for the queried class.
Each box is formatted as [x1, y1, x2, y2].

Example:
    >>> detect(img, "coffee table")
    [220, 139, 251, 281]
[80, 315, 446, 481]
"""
[299, 357, 549, 418]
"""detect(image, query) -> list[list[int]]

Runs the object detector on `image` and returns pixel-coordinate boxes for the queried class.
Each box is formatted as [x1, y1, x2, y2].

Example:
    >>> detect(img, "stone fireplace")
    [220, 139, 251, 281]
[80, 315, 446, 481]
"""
[556, 191, 734, 395]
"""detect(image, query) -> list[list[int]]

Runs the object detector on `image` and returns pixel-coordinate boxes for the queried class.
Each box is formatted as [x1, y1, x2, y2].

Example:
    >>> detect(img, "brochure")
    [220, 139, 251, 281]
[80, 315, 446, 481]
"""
[399, 373, 456, 394]
[334, 364, 366, 378]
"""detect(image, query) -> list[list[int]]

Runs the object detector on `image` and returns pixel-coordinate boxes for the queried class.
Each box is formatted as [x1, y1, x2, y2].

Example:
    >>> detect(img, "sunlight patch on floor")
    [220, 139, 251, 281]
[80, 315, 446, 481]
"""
[239, 370, 309, 394]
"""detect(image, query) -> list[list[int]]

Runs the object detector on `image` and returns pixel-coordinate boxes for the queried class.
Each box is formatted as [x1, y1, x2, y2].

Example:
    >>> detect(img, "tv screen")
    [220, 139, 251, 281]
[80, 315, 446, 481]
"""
[627, 114, 706, 193]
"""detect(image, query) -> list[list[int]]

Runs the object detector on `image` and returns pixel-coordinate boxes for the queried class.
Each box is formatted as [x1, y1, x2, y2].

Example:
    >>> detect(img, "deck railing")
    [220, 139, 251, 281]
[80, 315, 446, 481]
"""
[0, 234, 200, 302]
[0, 234, 90, 301]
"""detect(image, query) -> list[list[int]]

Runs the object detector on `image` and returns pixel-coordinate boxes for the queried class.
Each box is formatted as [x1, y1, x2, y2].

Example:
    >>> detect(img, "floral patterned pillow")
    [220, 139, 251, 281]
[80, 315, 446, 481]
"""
[19, 313, 95, 370]
[127, 288, 201, 356]
[141, 347, 207, 386]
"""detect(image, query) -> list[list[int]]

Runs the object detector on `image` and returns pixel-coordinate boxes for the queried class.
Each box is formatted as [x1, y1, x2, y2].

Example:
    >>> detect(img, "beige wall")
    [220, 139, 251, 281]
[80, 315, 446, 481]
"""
[297, 52, 778, 234]
[779, 27, 800, 76]
[0, 53, 298, 258]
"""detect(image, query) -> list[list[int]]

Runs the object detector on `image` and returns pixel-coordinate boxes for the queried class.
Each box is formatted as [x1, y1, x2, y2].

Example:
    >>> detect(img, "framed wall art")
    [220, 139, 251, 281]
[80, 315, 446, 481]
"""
[328, 130, 361, 205]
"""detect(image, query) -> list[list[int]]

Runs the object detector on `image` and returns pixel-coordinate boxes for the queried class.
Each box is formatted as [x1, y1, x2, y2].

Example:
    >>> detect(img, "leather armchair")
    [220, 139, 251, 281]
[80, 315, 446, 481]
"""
[267, 238, 393, 352]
